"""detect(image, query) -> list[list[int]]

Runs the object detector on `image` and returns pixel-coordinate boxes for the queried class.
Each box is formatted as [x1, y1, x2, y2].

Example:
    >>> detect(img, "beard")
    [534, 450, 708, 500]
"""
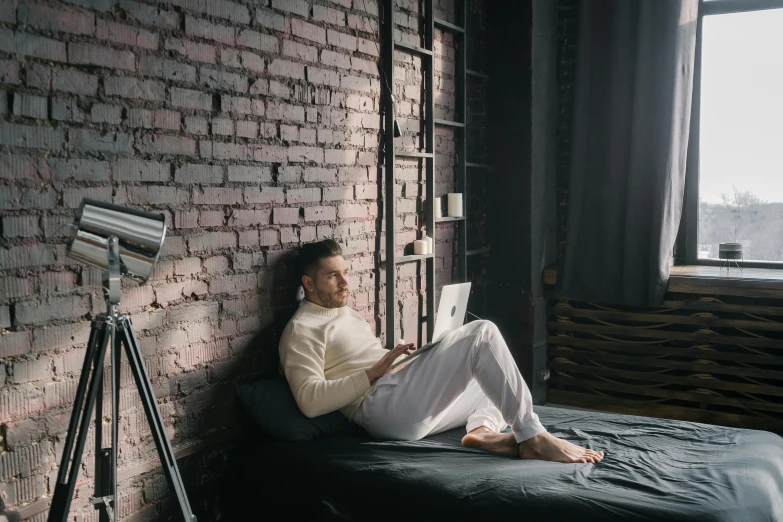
[316, 287, 349, 308]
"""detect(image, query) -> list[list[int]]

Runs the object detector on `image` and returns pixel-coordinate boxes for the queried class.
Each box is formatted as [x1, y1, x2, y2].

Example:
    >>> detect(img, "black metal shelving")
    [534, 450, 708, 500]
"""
[383, 0, 487, 349]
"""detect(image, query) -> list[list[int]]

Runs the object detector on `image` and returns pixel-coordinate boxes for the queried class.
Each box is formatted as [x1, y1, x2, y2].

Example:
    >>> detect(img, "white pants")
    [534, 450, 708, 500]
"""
[353, 320, 547, 443]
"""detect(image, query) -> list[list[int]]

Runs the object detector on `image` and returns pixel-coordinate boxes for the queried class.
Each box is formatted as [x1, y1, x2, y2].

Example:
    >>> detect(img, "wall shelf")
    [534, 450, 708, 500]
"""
[434, 118, 465, 128]
[396, 151, 434, 159]
[466, 69, 490, 80]
[384, 0, 479, 349]
[394, 41, 433, 57]
[381, 253, 435, 266]
[434, 18, 465, 33]
[466, 162, 492, 170]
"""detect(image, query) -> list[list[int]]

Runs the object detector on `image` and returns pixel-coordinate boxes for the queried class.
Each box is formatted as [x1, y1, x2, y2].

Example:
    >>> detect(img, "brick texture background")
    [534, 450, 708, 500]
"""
[0, 0, 488, 519]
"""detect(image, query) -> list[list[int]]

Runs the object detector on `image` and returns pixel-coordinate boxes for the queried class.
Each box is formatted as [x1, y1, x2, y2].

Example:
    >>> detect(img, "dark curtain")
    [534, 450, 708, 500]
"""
[556, 0, 698, 307]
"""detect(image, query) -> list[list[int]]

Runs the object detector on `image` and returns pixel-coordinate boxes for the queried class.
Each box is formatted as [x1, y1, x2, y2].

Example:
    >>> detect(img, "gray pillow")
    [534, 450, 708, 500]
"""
[235, 376, 360, 442]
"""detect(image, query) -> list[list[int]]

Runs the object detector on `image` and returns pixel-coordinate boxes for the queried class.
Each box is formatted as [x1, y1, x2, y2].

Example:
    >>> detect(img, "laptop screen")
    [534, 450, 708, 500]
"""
[431, 282, 472, 343]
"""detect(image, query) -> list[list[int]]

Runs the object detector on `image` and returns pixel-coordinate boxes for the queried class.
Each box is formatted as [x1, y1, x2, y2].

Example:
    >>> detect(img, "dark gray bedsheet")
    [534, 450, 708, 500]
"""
[252, 406, 783, 521]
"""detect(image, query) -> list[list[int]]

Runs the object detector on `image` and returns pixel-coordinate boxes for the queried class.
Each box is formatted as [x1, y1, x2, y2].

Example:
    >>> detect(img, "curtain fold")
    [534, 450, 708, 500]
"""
[556, 0, 699, 307]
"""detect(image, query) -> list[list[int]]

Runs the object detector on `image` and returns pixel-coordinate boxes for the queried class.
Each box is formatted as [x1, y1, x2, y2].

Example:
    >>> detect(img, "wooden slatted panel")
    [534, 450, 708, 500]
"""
[545, 265, 783, 434]
[548, 321, 783, 349]
[549, 346, 783, 380]
[549, 306, 783, 332]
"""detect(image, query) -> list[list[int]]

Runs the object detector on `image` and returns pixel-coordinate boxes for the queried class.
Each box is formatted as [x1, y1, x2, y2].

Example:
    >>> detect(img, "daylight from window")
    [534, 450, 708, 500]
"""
[698, 8, 783, 262]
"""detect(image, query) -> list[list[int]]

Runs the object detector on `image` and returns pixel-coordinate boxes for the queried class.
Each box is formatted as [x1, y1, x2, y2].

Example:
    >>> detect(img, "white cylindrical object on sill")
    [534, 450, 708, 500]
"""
[423, 234, 433, 254]
[396, 338, 405, 346]
[413, 239, 427, 255]
[433, 197, 442, 218]
[447, 193, 463, 217]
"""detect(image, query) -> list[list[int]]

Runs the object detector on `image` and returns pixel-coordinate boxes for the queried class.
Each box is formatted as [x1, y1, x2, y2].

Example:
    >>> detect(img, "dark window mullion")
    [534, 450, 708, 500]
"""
[702, 0, 783, 16]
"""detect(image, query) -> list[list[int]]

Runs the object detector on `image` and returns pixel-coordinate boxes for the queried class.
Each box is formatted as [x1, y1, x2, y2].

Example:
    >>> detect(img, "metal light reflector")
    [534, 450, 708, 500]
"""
[66, 199, 166, 283]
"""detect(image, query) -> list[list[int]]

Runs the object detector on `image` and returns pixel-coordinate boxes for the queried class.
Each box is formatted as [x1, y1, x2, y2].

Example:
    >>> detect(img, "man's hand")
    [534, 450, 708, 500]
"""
[365, 343, 415, 385]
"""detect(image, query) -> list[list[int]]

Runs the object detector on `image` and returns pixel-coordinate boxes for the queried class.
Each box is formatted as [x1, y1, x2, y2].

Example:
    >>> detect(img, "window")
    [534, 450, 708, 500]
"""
[679, 0, 783, 267]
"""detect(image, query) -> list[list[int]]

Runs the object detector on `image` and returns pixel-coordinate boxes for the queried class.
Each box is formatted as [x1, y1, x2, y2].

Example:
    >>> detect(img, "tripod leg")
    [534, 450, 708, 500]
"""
[94, 349, 111, 522]
[111, 319, 121, 522]
[117, 316, 197, 522]
[93, 312, 122, 522]
[94, 322, 118, 522]
[47, 317, 112, 522]
[54, 318, 100, 486]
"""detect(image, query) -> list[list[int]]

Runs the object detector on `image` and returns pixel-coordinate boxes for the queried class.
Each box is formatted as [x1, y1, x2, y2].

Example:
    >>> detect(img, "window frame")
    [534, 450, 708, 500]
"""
[676, 0, 783, 268]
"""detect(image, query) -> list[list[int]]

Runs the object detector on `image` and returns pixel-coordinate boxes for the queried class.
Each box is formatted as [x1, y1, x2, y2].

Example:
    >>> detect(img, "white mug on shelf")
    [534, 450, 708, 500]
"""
[447, 193, 463, 217]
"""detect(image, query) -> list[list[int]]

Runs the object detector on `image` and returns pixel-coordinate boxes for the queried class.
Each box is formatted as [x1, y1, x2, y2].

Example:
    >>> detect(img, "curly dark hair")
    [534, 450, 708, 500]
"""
[296, 239, 343, 280]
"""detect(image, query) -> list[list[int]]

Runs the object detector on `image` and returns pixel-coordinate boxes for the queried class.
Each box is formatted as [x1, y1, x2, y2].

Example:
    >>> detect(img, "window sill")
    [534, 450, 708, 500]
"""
[669, 265, 783, 282]
[667, 265, 783, 297]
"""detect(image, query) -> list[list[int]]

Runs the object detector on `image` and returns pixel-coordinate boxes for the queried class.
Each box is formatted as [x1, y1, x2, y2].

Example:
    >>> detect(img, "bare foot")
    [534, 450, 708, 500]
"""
[461, 427, 519, 457]
[519, 432, 604, 463]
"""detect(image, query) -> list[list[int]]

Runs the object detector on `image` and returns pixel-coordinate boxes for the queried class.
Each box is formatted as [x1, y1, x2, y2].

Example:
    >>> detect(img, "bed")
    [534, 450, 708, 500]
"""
[235, 405, 783, 521]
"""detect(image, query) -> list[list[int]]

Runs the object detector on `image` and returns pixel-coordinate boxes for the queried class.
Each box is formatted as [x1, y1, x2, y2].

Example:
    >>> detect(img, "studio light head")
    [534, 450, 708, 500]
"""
[66, 199, 166, 305]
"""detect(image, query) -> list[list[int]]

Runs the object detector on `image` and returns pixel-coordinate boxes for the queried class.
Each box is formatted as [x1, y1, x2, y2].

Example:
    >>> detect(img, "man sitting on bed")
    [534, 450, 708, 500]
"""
[279, 239, 604, 464]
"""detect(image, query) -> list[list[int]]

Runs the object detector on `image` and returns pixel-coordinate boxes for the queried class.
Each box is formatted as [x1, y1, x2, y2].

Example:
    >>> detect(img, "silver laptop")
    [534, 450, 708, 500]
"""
[390, 282, 472, 369]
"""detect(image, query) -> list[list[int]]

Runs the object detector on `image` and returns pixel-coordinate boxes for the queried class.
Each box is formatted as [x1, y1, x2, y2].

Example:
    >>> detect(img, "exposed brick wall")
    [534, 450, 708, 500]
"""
[0, 0, 486, 519]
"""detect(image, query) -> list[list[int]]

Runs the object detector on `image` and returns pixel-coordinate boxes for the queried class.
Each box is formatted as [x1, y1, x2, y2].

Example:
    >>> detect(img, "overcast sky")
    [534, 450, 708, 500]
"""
[699, 8, 783, 204]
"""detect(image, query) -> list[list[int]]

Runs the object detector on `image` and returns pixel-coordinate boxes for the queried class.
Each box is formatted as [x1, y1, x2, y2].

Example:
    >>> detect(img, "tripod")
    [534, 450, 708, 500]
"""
[48, 238, 196, 522]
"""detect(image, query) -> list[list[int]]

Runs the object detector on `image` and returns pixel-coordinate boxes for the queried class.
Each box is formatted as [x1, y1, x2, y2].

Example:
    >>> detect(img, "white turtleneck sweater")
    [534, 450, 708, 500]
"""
[279, 299, 392, 420]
